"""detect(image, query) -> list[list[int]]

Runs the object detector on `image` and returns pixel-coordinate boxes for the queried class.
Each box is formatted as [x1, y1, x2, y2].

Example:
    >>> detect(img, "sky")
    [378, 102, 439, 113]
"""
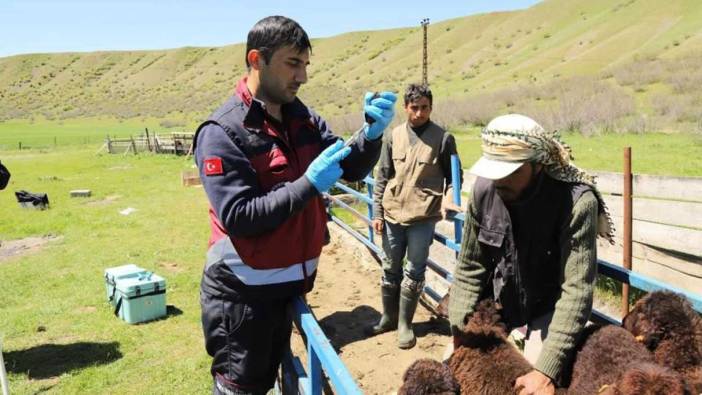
[0, 0, 542, 58]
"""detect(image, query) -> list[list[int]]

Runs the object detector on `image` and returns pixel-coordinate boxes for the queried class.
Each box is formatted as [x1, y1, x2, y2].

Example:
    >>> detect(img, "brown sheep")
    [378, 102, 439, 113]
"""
[599, 363, 690, 395]
[447, 299, 533, 395]
[622, 290, 702, 393]
[568, 324, 688, 394]
[398, 358, 459, 395]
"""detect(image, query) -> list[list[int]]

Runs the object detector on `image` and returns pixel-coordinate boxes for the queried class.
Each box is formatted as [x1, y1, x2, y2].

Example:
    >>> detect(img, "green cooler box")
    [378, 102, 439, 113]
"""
[106, 266, 167, 324]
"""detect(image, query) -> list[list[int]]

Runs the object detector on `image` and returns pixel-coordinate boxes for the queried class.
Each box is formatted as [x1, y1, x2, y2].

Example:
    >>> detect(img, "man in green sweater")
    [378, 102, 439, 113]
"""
[448, 114, 614, 394]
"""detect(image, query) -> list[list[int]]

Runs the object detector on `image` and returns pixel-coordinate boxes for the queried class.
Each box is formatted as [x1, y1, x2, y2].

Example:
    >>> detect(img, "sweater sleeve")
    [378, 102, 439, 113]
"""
[448, 199, 490, 334]
[534, 191, 598, 380]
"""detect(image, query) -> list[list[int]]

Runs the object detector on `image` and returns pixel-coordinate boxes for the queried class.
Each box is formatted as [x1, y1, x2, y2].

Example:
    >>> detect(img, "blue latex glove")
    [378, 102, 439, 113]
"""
[305, 140, 352, 193]
[363, 91, 397, 140]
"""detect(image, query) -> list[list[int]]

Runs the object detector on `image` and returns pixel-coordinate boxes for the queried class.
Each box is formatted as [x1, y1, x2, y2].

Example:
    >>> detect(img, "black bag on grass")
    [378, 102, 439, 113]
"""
[15, 190, 50, 210]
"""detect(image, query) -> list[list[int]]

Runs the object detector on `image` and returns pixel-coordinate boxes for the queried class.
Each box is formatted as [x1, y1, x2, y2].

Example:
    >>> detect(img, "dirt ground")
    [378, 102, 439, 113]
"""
[290, 220, 626, 395]
[0, 235, 62, 263]
[290, 224, 451, 395]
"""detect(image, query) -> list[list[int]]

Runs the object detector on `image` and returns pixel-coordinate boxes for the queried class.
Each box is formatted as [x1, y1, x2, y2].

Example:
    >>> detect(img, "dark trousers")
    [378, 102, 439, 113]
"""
[201, 291, 293, 395]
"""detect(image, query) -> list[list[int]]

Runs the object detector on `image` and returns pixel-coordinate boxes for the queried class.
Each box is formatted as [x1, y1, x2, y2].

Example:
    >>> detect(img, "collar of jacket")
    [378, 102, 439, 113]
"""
[234, 77, 312, 133]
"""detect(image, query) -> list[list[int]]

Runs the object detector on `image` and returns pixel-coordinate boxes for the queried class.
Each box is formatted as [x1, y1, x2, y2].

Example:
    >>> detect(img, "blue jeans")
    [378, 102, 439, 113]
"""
[381, 220, 437, 285]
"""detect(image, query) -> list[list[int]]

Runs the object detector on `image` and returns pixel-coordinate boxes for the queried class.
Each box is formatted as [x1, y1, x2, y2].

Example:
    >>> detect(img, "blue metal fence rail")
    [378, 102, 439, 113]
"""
[281, 297, 362, 395]
[283, 154, 702, 394]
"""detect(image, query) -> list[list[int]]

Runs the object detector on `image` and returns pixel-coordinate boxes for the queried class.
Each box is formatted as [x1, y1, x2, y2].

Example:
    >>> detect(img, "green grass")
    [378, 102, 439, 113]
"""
[595, 275, 647, 308]
[0, 148, 211, 393]
[4, 117, 701, 177]
[0, 117, 198, 150]
[329, 200, 370, 230]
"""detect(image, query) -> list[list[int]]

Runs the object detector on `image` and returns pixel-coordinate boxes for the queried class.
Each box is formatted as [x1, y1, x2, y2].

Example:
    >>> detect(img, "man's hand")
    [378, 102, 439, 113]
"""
[363, 91, 397, 140]
[515, 370, 555, 395]
[305, 140, 352, 193]
[372, 218, 384, 235]
[441, 200, 463, 219]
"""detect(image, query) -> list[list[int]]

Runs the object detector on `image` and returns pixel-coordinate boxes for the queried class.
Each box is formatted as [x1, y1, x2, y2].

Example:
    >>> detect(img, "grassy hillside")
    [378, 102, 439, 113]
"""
[1, 0, 702, 132]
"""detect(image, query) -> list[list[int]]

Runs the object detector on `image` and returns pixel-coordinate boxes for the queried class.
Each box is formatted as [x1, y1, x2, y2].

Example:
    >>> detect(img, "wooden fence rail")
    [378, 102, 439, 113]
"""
[102, 131, 194, 155]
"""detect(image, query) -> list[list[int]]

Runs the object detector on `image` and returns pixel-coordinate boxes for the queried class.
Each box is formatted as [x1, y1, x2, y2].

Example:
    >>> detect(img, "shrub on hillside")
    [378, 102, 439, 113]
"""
[667, 71, 702, 94]
[531, 80, 633, 134]
[612, 60, 664, 87]
[618, 114, 655, 134]
[431, 76, 634, 134]
[432, 95, 500, 128]
[651, 94, 702, 124]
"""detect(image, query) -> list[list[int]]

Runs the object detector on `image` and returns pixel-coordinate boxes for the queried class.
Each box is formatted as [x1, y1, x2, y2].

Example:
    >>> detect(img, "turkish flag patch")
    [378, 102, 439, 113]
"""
[203, 157, 224, 176]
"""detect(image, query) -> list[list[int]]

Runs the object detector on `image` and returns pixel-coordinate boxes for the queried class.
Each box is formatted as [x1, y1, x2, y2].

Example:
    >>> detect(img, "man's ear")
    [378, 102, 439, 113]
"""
[247, 50, 263, 70]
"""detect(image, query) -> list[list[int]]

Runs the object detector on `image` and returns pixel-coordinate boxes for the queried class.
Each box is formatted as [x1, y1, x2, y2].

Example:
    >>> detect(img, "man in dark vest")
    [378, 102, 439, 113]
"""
[448, 114, 614, 394]
[367, 84, 462, 349]
[194, 16, 397, 395]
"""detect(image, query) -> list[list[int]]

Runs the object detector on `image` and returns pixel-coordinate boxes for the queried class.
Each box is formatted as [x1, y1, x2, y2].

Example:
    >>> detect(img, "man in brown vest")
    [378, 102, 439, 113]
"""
[448, 114, 615, 394]
[367, 83, 462, 349]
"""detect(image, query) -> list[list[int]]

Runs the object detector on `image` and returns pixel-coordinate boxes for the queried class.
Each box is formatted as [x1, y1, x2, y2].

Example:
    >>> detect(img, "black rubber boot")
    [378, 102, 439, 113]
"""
[397, 286, 421, 349]
[365, 285, 399, 336]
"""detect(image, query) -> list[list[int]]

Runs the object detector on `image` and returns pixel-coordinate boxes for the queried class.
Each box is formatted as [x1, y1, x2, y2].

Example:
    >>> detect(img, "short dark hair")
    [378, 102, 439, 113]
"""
[246, 16, 312, 67]
[404, 83, 433, 106]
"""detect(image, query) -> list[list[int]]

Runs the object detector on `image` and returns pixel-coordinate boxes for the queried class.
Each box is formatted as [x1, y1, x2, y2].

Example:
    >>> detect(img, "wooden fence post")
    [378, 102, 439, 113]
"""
[622, 147, 633, 318]
[145, 128, 152, 152]
[107, 136, 112, 154]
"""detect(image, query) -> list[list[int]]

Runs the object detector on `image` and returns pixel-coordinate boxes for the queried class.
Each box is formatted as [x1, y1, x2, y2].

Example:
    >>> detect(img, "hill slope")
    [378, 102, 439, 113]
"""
[1, 0, 702, 129]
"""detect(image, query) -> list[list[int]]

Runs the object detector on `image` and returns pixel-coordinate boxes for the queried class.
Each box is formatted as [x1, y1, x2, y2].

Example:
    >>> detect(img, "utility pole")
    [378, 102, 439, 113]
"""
[421, 18, 430, 86]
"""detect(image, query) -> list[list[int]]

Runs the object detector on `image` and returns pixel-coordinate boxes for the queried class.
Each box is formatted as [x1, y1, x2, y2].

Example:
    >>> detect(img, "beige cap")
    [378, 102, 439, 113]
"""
[469, 114, 544, 180]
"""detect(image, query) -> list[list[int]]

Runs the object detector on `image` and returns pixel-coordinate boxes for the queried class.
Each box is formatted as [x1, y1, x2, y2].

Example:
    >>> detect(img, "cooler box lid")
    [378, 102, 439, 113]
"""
[115, 271, 166, 298]
[105, 264, 145, 283]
